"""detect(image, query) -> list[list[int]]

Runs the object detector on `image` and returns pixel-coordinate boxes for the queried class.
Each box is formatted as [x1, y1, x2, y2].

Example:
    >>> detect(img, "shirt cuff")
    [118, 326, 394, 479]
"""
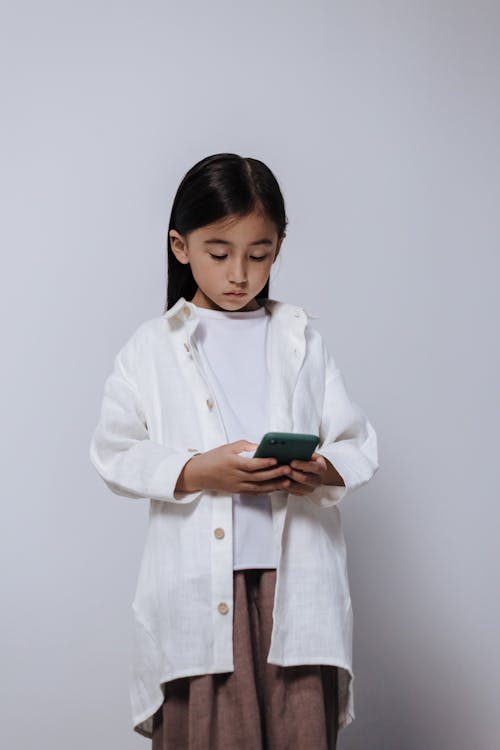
[151, 450, 204, 504]
[307, 444, 366, 508]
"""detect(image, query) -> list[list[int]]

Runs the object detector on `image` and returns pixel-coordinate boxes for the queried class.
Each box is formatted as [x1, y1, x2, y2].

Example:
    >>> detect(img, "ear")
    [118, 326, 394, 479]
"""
[273, 233, 285, 262]
[169, 230, 190, 265]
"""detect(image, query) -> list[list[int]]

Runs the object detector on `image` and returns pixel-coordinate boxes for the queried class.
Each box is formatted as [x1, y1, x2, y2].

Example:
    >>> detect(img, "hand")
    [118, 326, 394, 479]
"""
[178, 440, 294, 496]
[282, 452, 329, 496]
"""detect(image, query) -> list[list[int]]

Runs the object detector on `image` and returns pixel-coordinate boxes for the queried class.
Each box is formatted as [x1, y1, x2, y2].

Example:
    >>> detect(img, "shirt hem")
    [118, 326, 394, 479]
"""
[132, 663, 235, 739]
[132, 658, 354, 738]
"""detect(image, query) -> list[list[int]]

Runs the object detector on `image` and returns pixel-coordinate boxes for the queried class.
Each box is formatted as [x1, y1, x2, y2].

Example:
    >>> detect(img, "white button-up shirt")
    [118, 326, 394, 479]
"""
[89, 295, 379, 738]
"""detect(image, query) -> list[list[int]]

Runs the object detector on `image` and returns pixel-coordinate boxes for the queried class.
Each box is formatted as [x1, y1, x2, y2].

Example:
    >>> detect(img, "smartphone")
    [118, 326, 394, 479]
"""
[253, 432, 320, 465]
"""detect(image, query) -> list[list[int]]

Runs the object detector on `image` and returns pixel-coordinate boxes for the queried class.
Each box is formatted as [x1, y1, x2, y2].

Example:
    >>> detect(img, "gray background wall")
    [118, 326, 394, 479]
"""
[1, 1, 498, 748]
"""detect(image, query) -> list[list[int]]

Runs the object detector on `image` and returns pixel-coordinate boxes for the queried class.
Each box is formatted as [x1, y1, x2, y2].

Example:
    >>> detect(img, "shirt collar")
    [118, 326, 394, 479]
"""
[163, 296, 319, 322]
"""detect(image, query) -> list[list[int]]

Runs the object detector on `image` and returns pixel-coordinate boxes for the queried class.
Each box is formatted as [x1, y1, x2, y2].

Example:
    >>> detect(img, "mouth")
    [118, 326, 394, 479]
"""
[224, 292, 247, 297]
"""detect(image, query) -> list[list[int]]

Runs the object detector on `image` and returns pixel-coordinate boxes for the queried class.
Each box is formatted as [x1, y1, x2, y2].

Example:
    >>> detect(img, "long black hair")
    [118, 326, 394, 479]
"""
[164, 153, 288, 312]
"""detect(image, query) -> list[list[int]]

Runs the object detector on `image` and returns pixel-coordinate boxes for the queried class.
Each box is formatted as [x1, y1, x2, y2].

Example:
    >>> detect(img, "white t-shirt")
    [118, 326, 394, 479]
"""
[192, 303, 277, 570]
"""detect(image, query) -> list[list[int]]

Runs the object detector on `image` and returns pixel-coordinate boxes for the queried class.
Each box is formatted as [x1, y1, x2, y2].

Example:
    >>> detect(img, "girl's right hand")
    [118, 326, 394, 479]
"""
[179, 440, 292, 495]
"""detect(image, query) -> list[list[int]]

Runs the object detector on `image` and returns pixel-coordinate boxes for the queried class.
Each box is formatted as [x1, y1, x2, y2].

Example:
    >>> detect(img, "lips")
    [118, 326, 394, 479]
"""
[224, 292, 246, 296]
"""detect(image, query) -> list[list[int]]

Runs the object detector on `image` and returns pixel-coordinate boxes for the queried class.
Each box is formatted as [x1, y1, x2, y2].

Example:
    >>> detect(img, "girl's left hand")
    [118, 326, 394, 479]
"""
[282, 452, 328, 496]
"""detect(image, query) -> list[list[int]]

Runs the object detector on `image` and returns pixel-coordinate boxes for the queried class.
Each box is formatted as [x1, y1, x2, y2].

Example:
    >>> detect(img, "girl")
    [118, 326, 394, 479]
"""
[89, 153, 379, 749]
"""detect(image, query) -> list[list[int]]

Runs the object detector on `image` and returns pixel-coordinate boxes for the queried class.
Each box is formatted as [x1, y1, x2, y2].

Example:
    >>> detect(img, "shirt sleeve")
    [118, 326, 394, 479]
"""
[307, 343, 379, 509]
[89, 340, 204, 505]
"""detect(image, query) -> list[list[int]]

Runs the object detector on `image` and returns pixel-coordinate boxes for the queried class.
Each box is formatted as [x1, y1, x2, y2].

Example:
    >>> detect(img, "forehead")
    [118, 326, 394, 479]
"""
[195, 210, 276, 237]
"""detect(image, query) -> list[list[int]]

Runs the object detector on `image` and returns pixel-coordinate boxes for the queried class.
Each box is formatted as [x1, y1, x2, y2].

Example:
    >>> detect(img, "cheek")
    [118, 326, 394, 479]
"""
[192, 258, 219, 281]
[254, 260, 273, 276]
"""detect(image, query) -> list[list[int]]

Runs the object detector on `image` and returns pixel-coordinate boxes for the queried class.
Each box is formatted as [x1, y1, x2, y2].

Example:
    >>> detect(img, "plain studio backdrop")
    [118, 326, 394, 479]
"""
[1, 1, 498, 749]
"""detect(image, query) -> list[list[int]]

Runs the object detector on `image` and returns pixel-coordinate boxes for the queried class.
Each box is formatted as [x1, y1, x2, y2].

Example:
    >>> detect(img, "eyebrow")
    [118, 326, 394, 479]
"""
[203, 238, 274, 247]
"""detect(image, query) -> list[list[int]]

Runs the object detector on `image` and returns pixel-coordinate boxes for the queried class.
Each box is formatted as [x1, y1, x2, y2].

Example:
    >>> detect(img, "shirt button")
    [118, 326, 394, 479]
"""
[182, 305, 191, 316]
[206, 398, 214, 410]
[214, 527, 225, 539]
[217, 602, 229, 615]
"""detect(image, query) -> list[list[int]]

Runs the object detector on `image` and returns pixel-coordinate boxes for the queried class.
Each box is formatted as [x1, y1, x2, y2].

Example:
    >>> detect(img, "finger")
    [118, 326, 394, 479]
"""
[289, 459, 322, 475]
[286, 479, 319, 496]
[286, 469, 308, 484]
[239, 464, 291, 481]
[287, 470, 323, 488]
[239, 478, 292, 494]
[238, 456, 278, 472]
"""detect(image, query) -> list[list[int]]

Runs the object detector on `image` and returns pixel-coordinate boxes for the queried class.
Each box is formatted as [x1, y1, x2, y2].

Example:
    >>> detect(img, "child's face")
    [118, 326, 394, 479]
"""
[169, 210, 283, 312]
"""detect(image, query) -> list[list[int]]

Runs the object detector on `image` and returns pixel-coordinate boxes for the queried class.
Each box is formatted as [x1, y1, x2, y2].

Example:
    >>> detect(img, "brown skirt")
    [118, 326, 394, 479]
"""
[151, 568, 339, 749]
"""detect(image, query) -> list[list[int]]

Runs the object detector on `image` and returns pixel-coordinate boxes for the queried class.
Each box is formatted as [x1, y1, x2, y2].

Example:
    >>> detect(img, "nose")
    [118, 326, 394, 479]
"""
[228, 258, 248, 283]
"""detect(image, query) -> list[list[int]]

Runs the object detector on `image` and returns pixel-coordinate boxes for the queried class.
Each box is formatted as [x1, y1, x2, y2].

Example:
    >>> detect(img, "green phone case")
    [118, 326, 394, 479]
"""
[253, 432, 320, 465]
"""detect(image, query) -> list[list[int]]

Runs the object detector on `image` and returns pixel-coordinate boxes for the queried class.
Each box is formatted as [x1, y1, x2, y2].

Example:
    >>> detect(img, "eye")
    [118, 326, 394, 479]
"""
[209, 254, 268, 262]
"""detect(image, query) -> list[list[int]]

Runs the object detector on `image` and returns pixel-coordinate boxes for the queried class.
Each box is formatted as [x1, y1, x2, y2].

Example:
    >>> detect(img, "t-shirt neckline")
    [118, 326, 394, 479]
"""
[192, 303, 268, 319]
